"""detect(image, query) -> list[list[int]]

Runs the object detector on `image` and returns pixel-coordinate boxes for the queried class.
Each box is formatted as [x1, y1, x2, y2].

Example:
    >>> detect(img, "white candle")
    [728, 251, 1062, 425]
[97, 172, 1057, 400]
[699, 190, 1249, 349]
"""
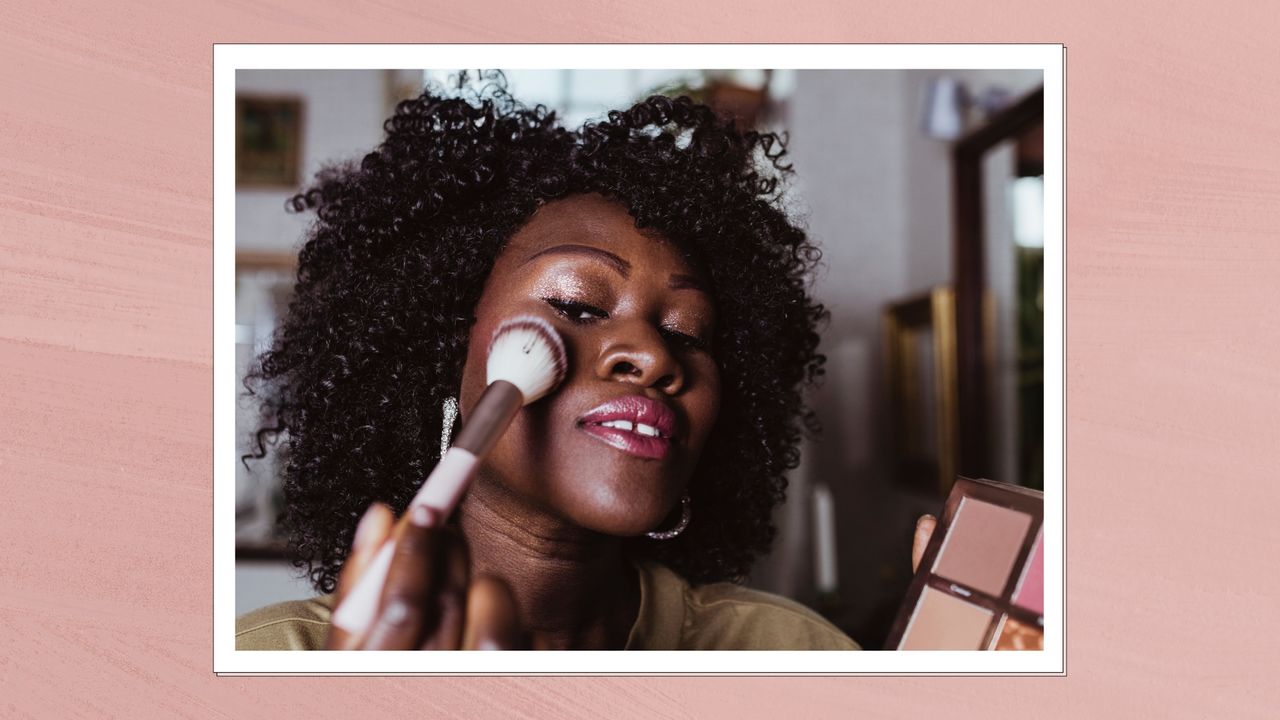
[812, 483, 838, 594]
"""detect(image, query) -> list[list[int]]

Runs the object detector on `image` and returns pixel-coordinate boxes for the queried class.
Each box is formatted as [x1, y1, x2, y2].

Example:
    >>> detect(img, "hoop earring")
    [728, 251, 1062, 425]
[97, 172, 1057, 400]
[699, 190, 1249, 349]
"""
[439, 396, 459, 458]
[646, 493, 691, 540]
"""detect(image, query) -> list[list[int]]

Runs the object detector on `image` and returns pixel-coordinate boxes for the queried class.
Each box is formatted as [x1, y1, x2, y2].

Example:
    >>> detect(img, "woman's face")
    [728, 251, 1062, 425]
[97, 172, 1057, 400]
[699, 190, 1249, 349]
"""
[458, 193, 721, 536]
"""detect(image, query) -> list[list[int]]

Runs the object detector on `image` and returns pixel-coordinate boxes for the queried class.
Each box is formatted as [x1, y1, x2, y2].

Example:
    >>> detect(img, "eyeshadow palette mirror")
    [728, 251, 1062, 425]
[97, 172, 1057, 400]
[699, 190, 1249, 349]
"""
[885, 476, 1045, 650]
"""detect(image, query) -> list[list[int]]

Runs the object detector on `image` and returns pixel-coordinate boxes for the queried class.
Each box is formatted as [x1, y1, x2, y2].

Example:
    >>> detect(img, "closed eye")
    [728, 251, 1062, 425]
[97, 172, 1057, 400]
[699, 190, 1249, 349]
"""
[545, 297, 711, 354]
[661, 327, 711, 354]
[544, 297, 608, 323]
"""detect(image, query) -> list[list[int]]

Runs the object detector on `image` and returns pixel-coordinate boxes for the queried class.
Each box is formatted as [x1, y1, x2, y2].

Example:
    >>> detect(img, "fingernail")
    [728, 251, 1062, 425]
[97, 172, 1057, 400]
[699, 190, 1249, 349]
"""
[381, 602, 410, 626]
[410, 504, 436, 527]
[354, 506, 379, 549]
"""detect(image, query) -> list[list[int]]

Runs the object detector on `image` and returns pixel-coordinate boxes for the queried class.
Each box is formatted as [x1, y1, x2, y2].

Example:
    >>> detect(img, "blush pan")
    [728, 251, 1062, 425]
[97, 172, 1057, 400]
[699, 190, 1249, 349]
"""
[932, 497, 1032, 596]
[899, 587, 994, 650]
[1013, 529, 1044, 615]
[885, 477, 1045, 651]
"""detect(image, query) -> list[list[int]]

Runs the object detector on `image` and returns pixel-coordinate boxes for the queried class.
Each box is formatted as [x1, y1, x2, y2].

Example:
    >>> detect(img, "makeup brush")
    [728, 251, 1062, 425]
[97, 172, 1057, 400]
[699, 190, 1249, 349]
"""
[331, 315, 567, 635]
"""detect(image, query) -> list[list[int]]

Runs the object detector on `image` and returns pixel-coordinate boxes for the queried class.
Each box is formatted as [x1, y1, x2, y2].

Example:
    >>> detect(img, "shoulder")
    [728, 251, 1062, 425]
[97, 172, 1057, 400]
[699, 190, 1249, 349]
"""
[639, 562, 860, 650]
[685, 581, 862, 650]
[235, 595, 335, 651]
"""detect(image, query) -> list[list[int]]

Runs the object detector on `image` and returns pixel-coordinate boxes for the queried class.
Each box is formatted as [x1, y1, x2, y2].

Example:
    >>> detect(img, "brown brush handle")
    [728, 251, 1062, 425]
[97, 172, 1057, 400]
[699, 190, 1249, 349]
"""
[452, 380, 524, 457]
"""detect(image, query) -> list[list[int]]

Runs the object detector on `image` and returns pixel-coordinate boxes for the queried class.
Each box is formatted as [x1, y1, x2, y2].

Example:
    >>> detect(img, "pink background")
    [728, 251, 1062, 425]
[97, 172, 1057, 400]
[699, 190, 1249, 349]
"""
[2, 1, 1277, 717]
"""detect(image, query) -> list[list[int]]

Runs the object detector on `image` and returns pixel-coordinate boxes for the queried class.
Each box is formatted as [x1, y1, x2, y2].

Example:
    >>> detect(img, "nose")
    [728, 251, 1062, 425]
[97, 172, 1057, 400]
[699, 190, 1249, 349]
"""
[593, 319, 685, 395]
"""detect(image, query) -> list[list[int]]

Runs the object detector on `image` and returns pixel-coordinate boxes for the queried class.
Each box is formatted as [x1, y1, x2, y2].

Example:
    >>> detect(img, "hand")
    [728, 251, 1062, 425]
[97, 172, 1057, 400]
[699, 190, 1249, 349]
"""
[324, 503, 524, 650]
[911, 514, 937, 573]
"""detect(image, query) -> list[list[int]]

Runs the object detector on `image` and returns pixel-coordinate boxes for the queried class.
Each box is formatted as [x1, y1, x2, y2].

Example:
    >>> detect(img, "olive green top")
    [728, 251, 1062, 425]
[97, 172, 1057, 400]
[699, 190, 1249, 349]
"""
[236, 560, 860, 650]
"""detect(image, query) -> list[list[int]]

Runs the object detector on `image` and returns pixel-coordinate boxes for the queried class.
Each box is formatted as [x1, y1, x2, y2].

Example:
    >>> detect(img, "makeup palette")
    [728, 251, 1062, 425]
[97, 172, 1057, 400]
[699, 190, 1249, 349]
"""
[885, 477, 1045, 651]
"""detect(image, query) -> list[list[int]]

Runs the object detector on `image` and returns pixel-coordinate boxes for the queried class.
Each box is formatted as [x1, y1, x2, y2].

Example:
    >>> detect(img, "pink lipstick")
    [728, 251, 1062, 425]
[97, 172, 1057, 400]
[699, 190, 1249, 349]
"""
[577, 395, 677, 460]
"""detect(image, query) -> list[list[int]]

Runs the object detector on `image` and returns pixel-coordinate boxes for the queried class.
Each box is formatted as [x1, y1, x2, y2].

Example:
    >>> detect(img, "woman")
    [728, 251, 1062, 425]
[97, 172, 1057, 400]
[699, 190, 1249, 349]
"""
[236, 72, 886, 650]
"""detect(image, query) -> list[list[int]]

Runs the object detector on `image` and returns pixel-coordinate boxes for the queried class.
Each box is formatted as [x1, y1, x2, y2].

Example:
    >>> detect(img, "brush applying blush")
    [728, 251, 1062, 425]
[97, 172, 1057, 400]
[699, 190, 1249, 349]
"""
[331, 316, 567, 635]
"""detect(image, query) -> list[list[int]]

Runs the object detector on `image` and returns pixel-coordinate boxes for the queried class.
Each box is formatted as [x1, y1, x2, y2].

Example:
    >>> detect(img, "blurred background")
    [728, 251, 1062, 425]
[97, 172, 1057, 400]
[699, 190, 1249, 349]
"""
[235, 68, 1046, 649]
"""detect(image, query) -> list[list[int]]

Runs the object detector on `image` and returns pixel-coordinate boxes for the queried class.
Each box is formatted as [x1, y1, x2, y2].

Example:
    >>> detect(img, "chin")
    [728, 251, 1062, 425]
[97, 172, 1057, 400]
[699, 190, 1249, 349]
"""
[536, 459, 681, 537]
[484, 410, 693, 536]
[577, 497, 676, 537]
[563, 432, 690, 534]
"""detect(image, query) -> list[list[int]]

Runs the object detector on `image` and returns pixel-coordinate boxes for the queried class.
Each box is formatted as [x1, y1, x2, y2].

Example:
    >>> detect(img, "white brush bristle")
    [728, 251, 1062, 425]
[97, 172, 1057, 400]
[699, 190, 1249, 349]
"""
[486, 316, 567, 404]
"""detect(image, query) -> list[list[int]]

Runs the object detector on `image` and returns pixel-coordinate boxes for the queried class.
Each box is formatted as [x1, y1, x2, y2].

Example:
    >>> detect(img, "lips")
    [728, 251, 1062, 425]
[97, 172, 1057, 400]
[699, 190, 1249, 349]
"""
[576, 395, 677, 460]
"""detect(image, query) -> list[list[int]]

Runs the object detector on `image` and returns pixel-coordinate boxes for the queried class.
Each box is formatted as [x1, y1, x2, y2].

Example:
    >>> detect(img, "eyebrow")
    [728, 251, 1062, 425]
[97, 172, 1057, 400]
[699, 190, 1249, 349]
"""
[668, 273, 706, 292]
[522, 244, 708, 293]
[522, 244, 630, 276]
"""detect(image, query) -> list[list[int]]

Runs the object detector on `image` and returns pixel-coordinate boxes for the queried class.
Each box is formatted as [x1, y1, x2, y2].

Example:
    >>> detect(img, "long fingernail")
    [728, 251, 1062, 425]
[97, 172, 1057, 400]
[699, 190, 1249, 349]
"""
[354, 506, 379, 549]
[410, 504, 436, 527]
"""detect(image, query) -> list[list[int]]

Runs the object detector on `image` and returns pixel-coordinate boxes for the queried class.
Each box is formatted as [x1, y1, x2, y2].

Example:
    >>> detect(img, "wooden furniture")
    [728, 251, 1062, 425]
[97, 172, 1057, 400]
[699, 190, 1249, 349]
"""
[884, 287, 959, 495]
[952, 87, 1044, 480]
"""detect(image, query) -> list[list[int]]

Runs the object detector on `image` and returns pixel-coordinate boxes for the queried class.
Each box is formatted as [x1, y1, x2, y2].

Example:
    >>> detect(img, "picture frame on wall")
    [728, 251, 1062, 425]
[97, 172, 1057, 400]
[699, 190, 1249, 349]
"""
[235, 95, 303, 188]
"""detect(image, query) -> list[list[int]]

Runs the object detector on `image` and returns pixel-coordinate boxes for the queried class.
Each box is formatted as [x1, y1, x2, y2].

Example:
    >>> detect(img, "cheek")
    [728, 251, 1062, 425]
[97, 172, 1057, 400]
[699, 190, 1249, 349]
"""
[458, 288, 536, 404]
[460, 294, 570, 413]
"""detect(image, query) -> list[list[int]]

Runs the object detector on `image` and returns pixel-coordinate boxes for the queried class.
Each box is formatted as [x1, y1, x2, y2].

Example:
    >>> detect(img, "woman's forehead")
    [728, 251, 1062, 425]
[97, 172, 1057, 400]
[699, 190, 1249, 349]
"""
[502, 193, 690, 270]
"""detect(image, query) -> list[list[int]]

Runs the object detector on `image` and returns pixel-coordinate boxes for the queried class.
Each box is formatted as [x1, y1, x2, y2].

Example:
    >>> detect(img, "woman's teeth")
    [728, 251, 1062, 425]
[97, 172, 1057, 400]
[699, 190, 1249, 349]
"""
[597, 419, 663, 437]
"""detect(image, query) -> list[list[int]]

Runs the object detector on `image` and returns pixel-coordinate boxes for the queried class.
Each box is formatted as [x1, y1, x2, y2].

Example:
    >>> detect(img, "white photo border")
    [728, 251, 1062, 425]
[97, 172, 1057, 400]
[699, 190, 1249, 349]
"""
[215, 43, 1065, 675]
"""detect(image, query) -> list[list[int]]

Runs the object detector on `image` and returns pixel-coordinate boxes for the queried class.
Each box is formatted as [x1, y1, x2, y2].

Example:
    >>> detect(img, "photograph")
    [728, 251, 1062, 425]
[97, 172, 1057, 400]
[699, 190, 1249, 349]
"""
[216, 46, 1063, 674]
[9, 0, 1275, 713]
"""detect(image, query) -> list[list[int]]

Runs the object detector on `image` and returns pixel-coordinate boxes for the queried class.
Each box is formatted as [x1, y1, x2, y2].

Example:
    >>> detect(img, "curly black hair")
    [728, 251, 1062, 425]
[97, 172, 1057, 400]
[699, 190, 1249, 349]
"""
[245, 70, 827, 593]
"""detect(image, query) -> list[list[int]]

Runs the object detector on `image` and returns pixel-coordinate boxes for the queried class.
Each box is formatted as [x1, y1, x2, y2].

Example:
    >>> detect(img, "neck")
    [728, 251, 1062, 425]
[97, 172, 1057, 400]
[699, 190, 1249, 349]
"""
[456, 474, 640, 650]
